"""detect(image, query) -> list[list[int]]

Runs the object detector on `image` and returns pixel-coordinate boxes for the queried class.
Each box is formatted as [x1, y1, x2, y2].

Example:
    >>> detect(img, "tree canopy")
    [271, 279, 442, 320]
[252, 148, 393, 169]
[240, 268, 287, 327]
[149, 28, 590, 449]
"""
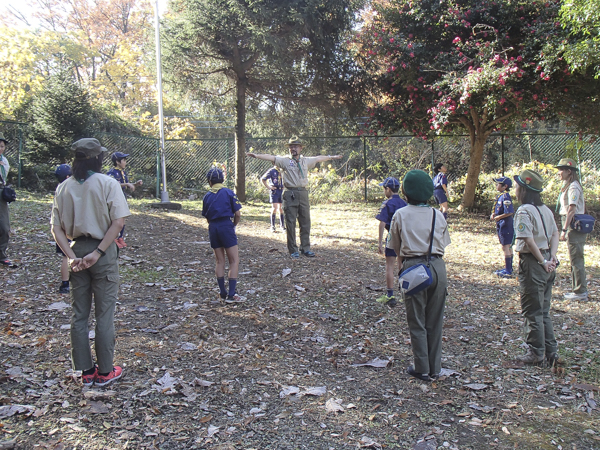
[560, 0, 600, 77]
[162, 0, 360, 201]
[354, 0, 600, 207]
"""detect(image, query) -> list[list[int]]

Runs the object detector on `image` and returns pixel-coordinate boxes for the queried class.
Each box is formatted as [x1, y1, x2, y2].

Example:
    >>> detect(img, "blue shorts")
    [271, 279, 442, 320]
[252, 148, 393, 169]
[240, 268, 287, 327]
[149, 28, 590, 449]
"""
[208, 219, 238, 249]
[385, 247, 397, 258]
[497, 226, 514, 246]
[270, 189, 283, 204]
[433, 189, 447, 205]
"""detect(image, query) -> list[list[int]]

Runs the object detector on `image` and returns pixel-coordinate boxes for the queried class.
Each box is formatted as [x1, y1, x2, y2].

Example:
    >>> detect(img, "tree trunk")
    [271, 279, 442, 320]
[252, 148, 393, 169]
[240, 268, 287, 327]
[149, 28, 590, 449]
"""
[234, 77, 247, 202]
[461, 136, 486, 209]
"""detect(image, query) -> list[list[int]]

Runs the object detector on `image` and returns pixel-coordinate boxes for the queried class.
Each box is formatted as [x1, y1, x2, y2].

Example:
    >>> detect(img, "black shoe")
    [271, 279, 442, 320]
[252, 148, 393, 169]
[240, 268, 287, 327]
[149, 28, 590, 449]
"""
[0, 259, 17, 268]
[407, 366, 431, 381]
[59, 285, 70, 294]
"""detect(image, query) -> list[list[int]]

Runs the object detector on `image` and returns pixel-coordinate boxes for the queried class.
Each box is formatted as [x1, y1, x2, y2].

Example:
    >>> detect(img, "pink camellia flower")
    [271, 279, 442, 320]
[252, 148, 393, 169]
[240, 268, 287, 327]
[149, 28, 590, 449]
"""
[390, 38, 394, 43]
[410, 52, 415, 57]
[499, 79, 505, 86]
[533, 94, 538, 100]
[540, 72, 545, 78]
[499, 98, 506, 104]
[453, 36, 461, 44]
[477, 68, 483, 73]
[517, 55, 523, 61]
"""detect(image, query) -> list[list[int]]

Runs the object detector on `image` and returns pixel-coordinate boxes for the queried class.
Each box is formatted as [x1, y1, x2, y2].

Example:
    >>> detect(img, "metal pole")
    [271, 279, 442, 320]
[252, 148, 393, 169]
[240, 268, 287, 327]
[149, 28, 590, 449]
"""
[17, 127, 23, 189]
[156, 138, 161, 199]
[501, 134, 505, 176]
[154, 0, 169, 203]
[363, 137, 367, 202]
[431, 139, 435, 176]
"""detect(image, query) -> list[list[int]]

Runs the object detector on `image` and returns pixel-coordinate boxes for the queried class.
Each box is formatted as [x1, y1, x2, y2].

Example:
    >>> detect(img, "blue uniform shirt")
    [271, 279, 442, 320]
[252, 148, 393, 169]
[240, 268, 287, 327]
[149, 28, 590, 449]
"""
[376, 194, 407, 230]
[494, 192, 514, 228]
[202, 184, 242, 222]
[107, 168, 129, 185]
[433, 173, 447, 190]
[261, 167, 283, 189]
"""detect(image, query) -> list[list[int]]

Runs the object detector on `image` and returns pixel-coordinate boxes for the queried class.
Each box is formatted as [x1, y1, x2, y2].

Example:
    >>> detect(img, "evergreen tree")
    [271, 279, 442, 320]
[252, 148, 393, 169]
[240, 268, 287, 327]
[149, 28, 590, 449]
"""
[28, 72, 92, 163]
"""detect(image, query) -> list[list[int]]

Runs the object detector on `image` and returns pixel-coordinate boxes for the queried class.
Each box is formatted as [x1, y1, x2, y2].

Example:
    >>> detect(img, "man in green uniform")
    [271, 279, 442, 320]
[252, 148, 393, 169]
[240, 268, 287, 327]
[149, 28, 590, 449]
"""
[247, 137, 342, 258]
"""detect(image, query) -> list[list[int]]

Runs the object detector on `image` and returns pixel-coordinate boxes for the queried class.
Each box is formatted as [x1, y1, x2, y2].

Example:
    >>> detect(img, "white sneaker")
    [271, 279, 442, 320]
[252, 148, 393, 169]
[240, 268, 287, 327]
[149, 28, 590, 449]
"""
[564, 292, 588, 300]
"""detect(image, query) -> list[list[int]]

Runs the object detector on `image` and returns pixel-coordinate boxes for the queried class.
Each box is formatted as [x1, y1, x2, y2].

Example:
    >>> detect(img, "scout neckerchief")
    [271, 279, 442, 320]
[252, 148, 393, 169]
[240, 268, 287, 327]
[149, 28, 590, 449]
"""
[291, 155, 304, 179]
[209, 183, 224, 193]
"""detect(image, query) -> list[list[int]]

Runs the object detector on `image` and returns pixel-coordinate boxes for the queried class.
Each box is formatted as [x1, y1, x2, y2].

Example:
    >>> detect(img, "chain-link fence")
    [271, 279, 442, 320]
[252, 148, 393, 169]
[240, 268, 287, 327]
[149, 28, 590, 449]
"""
[2, 118, 599, 201]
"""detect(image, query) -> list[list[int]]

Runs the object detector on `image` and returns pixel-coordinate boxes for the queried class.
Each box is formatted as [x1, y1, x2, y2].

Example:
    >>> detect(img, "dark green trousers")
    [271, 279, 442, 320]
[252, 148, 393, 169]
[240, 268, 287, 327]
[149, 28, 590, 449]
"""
[0, 200, 9, 260]
[566, 229, 587, 294]
[282, 189, 311, 254]
[70, 238, 120, 373]
[403, 257, 447, 375]
[518, 252, 557, 356]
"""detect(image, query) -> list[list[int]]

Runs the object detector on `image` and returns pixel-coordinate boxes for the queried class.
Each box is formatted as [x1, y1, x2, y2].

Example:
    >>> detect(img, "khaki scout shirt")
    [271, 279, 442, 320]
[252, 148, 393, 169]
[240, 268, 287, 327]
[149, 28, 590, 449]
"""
[387, 205, 451, 258]
[514, 204, 558, 253]
[559, 181, 585, 216]
[51, 173, 131, 240]
[274, 155, 320, 188]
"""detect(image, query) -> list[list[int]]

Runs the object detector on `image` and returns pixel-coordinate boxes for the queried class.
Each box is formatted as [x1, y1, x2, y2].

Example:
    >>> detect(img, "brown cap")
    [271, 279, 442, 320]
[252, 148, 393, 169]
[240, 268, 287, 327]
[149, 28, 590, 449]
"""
[72, 138, 106, 159]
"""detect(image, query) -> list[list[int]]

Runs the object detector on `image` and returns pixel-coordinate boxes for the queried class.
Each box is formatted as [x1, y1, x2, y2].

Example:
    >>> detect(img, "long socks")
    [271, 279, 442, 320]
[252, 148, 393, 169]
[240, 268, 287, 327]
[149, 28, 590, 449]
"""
[217, 277, 226, 298]
[270, 214, 276, 228]
[280, 214, 285, 229]
[505, 256, 513, 274]
[387, 288, 394, 298]
[228, 278, 237, 297]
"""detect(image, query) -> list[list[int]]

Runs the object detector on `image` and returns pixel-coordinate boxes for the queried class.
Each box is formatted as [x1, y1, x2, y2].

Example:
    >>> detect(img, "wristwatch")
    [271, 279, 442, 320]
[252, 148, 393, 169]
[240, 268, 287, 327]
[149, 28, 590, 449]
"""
[538, 259, 548, 265]
[562, 229, 568, 232]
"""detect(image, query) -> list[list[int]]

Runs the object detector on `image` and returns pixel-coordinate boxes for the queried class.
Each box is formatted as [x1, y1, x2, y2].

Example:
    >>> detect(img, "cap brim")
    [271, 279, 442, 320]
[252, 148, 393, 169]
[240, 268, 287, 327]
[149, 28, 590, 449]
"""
[513, 175, 543, 192]
[556, 165, 578, 171]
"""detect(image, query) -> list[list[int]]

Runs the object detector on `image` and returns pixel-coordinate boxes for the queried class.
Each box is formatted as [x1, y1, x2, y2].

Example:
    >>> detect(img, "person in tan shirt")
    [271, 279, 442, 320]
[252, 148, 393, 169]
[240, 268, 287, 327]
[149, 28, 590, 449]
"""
[556, 158, 588, 300]
[247, 136, 342, 258]
[51, 138, 130, 387]
[513, 169, 559, 366]
[387, 170, 450, 381]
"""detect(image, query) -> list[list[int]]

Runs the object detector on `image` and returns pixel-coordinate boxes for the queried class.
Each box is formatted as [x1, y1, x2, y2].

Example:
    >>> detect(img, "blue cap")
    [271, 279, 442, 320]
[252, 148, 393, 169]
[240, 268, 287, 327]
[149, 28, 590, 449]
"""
[207, 167, 224, 183]
[494, 176, 512, 188]
[55, 164, 72, 180]
[111, 152, 129, 164]
[379, 177, 400, 189]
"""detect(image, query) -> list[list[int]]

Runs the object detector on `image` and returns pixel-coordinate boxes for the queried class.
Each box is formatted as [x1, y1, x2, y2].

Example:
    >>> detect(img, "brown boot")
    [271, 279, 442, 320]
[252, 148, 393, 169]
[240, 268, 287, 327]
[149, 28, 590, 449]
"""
[518, 349, 544, 365]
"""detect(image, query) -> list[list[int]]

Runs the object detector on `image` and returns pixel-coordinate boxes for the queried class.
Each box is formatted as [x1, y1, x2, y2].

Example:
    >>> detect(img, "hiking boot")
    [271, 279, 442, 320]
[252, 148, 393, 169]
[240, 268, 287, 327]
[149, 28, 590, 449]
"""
[0, 259, 17, 268]
[82, 366, 98, 387]
[517, 349, 544, 365]
[95, 366, 123, 387]
[376, 294, 397, 308]
[290, 252, 300, 259]
[225, 294, 247, 303]
[564, 292, 588, 301]
[59, 284, 70, 294]
[301, 250, 316, 257]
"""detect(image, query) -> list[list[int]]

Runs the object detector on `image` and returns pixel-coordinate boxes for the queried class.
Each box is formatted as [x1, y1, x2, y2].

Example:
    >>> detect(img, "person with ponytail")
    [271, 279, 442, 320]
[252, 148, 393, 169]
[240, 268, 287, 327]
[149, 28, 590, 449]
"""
[556, 158, 588, 301]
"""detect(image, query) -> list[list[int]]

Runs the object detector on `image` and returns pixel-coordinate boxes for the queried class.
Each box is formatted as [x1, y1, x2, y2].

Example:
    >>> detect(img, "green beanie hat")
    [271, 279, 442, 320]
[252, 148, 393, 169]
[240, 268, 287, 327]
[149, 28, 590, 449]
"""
[403, 170, 434, 203]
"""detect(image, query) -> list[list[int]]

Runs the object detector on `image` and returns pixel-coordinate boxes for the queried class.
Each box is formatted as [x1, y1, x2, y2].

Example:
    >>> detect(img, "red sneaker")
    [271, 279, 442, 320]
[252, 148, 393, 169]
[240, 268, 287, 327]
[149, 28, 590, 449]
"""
[82, 366, 98, 387]
[95, 366, 123, 387]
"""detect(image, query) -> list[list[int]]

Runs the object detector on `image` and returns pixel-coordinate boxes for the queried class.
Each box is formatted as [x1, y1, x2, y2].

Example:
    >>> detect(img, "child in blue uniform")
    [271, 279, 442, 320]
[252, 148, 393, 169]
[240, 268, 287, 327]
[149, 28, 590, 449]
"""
[261, 166, 285, 232]
[107, 152, 143, 248]
[202, 168, 245, 303]
[433, 163, 449, 220]
[55, 164, 72, 293]
[490, 176, 515, 278]
[375, 177, 407, 307]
